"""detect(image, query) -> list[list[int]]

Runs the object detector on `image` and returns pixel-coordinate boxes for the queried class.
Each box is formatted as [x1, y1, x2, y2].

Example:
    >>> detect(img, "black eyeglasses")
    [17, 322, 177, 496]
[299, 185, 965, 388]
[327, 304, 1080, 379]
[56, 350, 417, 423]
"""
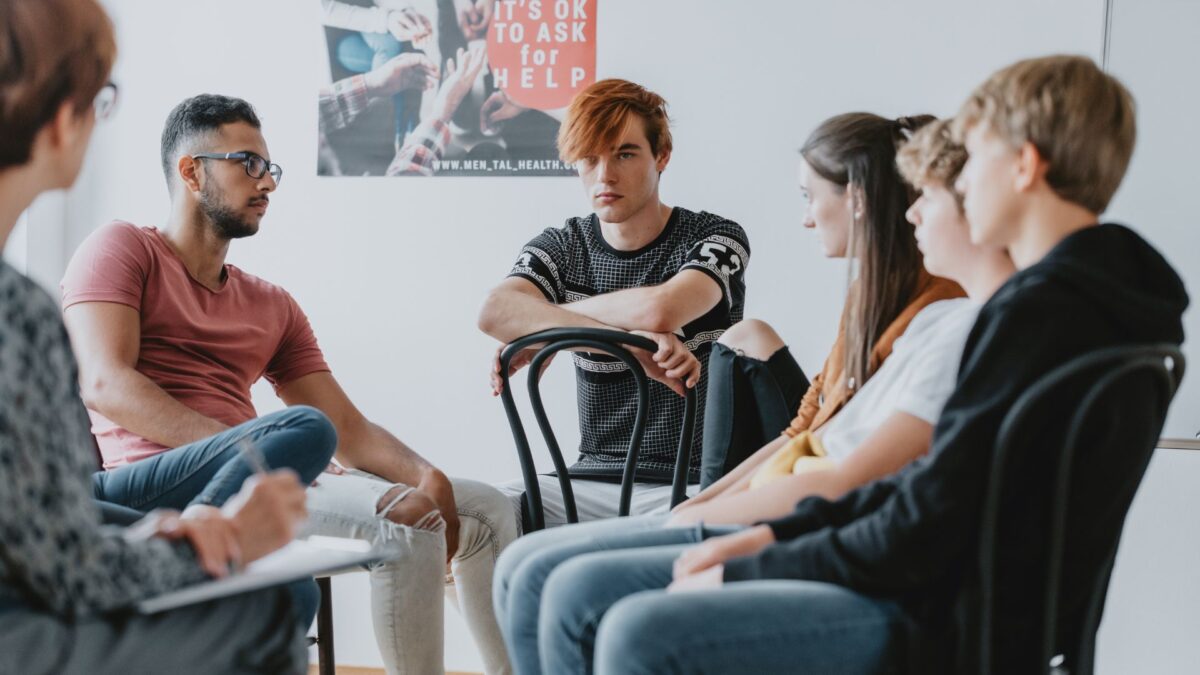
[94, 81, 118, 121]
[192, 152, 283, 185]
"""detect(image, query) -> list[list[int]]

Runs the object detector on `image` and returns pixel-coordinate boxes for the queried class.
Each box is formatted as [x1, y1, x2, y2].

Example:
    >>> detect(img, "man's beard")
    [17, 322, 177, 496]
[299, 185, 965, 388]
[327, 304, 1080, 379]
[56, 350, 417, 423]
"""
[199, 181, 258, 239]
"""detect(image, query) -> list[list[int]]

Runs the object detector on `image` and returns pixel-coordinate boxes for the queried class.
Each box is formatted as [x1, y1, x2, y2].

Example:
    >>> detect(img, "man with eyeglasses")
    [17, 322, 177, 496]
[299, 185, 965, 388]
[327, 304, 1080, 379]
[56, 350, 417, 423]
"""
[60, 94, 517, 674]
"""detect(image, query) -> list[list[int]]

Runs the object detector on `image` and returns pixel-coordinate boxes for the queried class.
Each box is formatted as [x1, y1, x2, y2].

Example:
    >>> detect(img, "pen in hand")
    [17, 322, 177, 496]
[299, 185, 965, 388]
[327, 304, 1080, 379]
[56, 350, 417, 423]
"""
[238, 437, 270, 475]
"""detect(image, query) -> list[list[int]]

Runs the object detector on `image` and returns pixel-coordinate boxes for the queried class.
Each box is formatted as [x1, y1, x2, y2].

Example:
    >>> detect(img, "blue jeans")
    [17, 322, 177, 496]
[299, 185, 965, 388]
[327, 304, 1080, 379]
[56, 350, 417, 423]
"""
[96, 500, 144, 525]
[589, 575, 909, 674]
[92, 406, 336, 510]
[495, 517, 909, 674]
[493, 515, 706, 674]
[92, 406, 336, 630]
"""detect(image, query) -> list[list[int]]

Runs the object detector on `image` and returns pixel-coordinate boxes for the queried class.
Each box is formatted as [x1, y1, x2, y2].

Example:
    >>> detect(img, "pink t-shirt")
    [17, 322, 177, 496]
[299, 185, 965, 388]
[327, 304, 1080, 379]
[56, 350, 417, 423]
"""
[61, 222, 330, 468]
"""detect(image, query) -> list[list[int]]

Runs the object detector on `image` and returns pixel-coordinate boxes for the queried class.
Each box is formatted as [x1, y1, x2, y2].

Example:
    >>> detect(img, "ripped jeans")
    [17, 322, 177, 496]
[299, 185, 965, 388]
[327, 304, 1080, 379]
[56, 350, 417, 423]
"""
[300, 470, 517, 675]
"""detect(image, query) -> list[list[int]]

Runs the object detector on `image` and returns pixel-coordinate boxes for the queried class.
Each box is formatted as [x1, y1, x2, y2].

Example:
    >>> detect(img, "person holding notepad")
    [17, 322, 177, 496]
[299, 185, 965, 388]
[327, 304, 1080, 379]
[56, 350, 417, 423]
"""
[0, 1, 312, 672]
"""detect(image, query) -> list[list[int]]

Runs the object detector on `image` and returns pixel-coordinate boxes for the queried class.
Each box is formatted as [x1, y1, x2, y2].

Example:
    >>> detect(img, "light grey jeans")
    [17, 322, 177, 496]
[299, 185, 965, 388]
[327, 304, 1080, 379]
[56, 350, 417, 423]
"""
[496, 476, 699, 532]
[301, 470, 517, 675]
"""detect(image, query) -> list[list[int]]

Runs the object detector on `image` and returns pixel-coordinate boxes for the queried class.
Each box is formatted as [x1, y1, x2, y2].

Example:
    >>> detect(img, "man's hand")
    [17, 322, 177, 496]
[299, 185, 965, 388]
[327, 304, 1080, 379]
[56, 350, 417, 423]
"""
[310, 461, 345, 487]
[417, 471, 460, 562]
[221, 471, 309, 566]
[453, 0, 494, 40]
[480, 90, 526, 134]
[375, 481, 456, 562]
[431, 45, 488, 123]
[630, 330, 701, 397]
[490, 344, 556, 396]
[386, 7, 434, 44]
[364, 53, 439, 98]
[672, 525, 775, 582]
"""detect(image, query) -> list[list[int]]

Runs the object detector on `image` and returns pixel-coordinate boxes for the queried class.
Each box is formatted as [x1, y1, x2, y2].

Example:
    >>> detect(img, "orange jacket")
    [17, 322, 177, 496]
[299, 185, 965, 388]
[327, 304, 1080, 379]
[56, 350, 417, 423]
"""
[784, 272, 965, 437]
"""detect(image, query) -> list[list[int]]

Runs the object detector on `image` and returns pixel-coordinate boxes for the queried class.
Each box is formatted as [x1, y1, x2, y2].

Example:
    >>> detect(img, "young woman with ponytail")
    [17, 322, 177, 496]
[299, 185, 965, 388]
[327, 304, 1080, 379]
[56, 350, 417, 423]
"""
[693, 112, 964, 492]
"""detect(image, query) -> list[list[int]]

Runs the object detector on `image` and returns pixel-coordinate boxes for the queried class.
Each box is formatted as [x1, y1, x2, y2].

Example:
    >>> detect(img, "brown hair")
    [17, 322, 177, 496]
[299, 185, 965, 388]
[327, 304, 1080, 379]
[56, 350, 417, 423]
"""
[955, 54, 1136, 214]
[557, 79, 672, 164]
[896, 118, 967, 198]
[801, 112, 934, 391]
[0, 0, 116, 170]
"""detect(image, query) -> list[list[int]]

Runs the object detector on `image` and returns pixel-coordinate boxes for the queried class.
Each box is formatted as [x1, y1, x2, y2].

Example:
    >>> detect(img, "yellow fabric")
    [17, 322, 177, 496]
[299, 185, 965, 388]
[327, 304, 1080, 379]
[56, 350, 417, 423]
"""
[749, 431, 833, 489]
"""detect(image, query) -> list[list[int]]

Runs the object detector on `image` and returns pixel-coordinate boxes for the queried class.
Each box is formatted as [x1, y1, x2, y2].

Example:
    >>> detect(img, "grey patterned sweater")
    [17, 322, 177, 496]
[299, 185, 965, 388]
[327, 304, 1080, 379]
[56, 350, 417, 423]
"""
[0, 261, 205, 617]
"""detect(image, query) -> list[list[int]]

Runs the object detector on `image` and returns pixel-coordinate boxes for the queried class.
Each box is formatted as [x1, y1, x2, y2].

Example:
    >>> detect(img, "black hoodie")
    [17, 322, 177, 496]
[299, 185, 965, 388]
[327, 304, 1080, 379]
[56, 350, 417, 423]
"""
[722, 224, 1188, 673]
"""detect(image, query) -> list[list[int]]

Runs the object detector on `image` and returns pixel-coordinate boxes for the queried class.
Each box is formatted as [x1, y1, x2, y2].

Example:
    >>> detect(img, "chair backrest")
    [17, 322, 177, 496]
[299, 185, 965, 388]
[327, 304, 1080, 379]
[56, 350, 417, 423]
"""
[498, 328, 697, 532]
[977, 343, 1185, 675]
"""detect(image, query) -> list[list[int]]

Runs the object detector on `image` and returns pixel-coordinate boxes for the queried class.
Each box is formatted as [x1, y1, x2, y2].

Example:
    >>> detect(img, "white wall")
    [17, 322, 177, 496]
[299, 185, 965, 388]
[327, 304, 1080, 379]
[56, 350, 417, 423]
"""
[44, 0, 1189, 671]
[2, 212, 27, 271]
[1104, 0, 1200, 440]
[1098, 448, 1200, 675]
[1092, 3, 1200, 672]
[4, 193, 71, 291]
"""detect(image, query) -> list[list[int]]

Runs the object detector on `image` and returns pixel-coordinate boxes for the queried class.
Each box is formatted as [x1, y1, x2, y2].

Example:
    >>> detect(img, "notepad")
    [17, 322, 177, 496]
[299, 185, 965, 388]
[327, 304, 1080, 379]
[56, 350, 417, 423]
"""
[137, 536, 392, 614]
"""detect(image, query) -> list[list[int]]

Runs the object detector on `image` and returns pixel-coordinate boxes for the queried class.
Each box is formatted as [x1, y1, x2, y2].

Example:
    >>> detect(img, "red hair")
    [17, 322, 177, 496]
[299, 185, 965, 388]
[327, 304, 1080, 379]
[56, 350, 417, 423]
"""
[557, 79, 672, 164]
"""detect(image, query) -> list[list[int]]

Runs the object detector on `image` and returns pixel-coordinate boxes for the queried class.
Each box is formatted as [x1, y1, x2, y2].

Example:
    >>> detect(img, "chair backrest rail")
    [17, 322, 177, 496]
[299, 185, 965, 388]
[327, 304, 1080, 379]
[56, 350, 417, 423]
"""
[498, 328, 698, 531]
[978, 344, 1184, 675]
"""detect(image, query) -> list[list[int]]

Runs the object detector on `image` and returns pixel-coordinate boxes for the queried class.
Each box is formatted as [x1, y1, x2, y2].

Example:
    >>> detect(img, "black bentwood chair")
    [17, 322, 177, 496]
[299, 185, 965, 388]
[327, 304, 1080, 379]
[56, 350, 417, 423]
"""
[313, 576, 334, 675]
[977, 344, 1185, 675]
[498, 327, 697, 532]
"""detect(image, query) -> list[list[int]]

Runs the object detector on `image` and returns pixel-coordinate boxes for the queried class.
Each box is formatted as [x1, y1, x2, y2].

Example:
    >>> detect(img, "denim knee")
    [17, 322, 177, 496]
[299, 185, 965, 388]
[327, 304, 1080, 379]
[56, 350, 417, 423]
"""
[495, 526, 580, 614]
[286, 577, 321, 632]
[492, 546, 521, 617]
[280, 405, 337, 444]
[540, 554, 605, 634]
[278, 405, 338, 479]
[594, 593, 673, 674]
[493, 531, 547, 610]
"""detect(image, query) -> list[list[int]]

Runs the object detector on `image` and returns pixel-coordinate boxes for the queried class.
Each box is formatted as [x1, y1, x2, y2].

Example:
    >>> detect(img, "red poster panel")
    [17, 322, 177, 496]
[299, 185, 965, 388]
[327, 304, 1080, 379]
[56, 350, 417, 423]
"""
[487, 0, 598, 110]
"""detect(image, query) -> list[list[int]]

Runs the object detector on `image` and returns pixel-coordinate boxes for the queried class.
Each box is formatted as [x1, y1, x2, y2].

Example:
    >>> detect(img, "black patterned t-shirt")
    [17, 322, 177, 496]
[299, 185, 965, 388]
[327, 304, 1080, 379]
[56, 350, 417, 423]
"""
[508, 207, 749, 482]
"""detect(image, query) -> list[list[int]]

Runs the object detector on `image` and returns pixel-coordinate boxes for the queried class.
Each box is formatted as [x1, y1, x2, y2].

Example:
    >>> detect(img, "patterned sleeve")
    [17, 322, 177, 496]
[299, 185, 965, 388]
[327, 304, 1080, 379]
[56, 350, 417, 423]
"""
[679, 219, 750, 308]
[319, 74, 373, 133]
[385, 119, 452, 177]
[0, 272, 206, 618]
[506, 226, 572, 303]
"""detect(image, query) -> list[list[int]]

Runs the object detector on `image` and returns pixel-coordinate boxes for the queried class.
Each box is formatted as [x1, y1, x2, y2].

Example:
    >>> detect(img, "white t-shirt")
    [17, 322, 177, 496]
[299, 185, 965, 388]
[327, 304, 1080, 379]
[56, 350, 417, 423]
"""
[816, 298, 982, 463]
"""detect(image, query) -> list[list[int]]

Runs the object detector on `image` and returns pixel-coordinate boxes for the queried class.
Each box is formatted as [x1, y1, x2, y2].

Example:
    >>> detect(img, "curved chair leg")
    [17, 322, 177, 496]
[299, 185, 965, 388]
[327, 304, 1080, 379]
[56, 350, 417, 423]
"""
[500, 328, 700, 529]
[317, 576, 334, 675]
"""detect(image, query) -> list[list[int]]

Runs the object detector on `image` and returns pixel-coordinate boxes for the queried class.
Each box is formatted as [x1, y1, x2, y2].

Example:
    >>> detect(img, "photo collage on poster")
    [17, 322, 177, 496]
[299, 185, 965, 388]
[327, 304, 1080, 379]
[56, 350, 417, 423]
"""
[318, 0, 597, 177]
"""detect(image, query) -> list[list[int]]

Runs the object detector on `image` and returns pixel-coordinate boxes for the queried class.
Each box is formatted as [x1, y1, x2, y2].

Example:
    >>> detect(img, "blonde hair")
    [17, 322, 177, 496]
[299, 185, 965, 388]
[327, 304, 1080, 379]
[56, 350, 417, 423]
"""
[955, 55, 1136, 214]
[896, 118, 967, 196]
[557, 79, 672, 164]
